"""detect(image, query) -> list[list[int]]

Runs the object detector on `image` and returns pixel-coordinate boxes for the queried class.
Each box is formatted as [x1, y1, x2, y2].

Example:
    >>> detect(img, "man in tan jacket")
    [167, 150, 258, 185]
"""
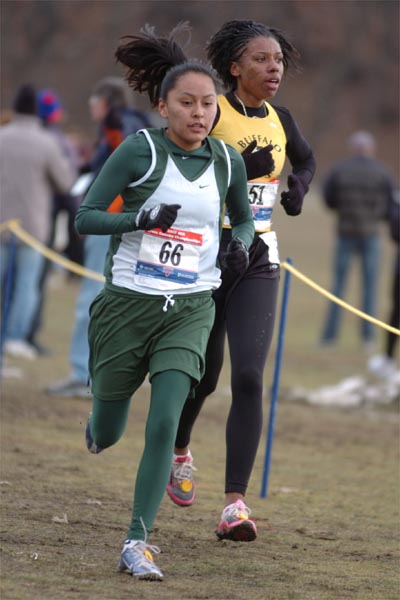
[0, 83, 75, 359]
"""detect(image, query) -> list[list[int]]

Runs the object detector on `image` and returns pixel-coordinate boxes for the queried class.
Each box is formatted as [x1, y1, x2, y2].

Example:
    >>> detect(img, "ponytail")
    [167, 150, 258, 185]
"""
[116, 22, 217, 107]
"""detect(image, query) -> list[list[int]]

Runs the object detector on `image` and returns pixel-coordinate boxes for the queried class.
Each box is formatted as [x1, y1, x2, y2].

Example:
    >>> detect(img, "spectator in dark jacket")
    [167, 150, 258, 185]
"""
[320, 131, 396, 349]
[368, 191, 400, 379]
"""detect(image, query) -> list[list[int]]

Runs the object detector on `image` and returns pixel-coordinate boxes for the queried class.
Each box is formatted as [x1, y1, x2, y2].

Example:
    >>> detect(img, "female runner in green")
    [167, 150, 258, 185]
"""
[74, 25, 254, 581]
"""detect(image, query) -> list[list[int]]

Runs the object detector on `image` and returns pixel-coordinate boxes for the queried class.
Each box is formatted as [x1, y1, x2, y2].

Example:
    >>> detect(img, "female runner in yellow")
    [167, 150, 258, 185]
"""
[168, 20, 316, 543]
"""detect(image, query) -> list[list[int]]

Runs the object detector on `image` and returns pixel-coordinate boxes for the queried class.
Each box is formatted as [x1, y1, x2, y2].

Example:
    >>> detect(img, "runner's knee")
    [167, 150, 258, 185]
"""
[232, 365, 263, 400]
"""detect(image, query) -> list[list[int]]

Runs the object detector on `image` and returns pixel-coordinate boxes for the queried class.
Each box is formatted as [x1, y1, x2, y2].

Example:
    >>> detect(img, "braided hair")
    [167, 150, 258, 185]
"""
[206, 20, 300, 90]
[115, 22, 219, 107]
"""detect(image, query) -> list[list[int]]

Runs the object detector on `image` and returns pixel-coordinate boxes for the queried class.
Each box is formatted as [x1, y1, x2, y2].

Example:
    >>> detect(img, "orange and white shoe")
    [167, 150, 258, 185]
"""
[215, 499, 257, 542]
[166, 454, 196, 507]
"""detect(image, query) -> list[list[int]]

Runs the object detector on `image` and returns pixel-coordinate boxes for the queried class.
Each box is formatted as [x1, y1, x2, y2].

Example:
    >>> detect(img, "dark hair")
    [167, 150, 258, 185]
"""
[115, 22, 219, 107]
[13, 83, 37, 115]
[206, 20, 300, 90]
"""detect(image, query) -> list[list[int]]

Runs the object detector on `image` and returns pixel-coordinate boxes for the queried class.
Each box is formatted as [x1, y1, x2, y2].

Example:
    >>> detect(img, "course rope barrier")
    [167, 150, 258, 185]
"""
[1, 219, 398, 335]
[281, 260, 400, 336]
[0, 219, 104, 282]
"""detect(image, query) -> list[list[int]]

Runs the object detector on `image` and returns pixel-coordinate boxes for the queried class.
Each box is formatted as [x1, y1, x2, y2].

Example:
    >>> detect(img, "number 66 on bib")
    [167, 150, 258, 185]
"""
[135, 227, 203, 290]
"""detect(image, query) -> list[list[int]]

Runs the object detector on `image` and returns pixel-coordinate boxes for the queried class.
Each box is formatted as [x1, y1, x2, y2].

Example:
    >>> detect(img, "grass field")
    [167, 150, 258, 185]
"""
[1, 193, 399, 599]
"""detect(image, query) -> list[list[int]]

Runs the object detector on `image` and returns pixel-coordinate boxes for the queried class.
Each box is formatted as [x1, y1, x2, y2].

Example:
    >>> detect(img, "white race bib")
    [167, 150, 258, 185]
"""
[134, 227, 203, 290]
[224, 180, 280, 232]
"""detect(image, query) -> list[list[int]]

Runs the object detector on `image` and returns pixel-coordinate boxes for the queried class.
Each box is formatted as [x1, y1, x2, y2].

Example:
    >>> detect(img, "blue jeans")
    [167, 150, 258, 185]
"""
[69, 235, 109, 381]
[321, 234, 381, 343]
[1, 242, 45, 341]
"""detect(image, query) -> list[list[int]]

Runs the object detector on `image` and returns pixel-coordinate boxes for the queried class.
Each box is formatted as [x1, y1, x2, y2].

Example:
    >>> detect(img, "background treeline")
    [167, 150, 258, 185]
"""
[1, 0, 399, 178]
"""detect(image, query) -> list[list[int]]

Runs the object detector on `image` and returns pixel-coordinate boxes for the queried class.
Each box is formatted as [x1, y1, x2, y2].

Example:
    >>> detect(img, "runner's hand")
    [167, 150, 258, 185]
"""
[241, 140, 275, 180]
[136, 204, 181, 233]
[280, 174, 308, 216]
[222, 238, 249, 276]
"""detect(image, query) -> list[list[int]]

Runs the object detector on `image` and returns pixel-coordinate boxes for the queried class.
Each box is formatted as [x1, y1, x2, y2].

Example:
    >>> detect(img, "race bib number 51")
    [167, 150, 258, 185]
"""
[248, 180, 279, 231]
[135, 227, 203, 288]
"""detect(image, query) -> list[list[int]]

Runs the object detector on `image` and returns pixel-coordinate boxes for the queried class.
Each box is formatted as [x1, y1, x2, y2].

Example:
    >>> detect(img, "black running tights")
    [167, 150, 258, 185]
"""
[175, 275, 279, 495]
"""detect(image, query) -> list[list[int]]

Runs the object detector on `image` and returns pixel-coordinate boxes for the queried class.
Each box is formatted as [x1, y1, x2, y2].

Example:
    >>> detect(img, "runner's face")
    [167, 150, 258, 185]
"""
[158, 72, 217, 151]
[230, 36, 284, 105]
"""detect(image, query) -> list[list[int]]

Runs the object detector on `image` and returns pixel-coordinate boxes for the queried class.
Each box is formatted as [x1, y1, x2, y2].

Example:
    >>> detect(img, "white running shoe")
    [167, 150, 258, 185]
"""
[118, 539, 163, 580]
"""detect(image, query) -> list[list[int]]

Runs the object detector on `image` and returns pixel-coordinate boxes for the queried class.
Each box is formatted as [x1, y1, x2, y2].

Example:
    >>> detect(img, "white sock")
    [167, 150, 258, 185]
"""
[173, 449, 192, 462]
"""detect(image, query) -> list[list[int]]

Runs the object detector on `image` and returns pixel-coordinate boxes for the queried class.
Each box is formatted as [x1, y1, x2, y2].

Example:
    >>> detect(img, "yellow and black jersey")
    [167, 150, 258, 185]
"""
[212, 94, 287, 182]
[211, 93, 316, 234]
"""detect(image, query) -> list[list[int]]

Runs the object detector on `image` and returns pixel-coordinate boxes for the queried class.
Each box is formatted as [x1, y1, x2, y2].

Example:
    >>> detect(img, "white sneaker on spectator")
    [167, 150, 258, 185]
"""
[46, 376, 90, 398]
[368, 354, 398, 379]
[3, 340, 38, 360]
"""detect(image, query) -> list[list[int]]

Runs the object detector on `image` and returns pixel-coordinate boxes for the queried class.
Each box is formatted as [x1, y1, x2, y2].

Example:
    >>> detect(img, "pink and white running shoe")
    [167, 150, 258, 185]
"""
[215, 499, 257, 542]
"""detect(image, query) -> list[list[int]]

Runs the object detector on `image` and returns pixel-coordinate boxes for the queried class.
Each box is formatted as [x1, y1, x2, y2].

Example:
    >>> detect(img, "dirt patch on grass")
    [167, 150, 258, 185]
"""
[1, 369, 399, 600]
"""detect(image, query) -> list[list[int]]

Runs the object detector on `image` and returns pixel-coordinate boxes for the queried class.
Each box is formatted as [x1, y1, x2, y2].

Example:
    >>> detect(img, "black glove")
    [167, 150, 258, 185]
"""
[241, 140, 275, 180]
[222, 238, 249, 276]
[280, 174, 308, 216]
[136, 203, 181, 233]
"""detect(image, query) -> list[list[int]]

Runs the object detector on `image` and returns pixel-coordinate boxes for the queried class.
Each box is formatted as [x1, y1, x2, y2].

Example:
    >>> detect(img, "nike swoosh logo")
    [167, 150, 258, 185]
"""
[181, 156, 189, 160]
[199, 184, 210, 189]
